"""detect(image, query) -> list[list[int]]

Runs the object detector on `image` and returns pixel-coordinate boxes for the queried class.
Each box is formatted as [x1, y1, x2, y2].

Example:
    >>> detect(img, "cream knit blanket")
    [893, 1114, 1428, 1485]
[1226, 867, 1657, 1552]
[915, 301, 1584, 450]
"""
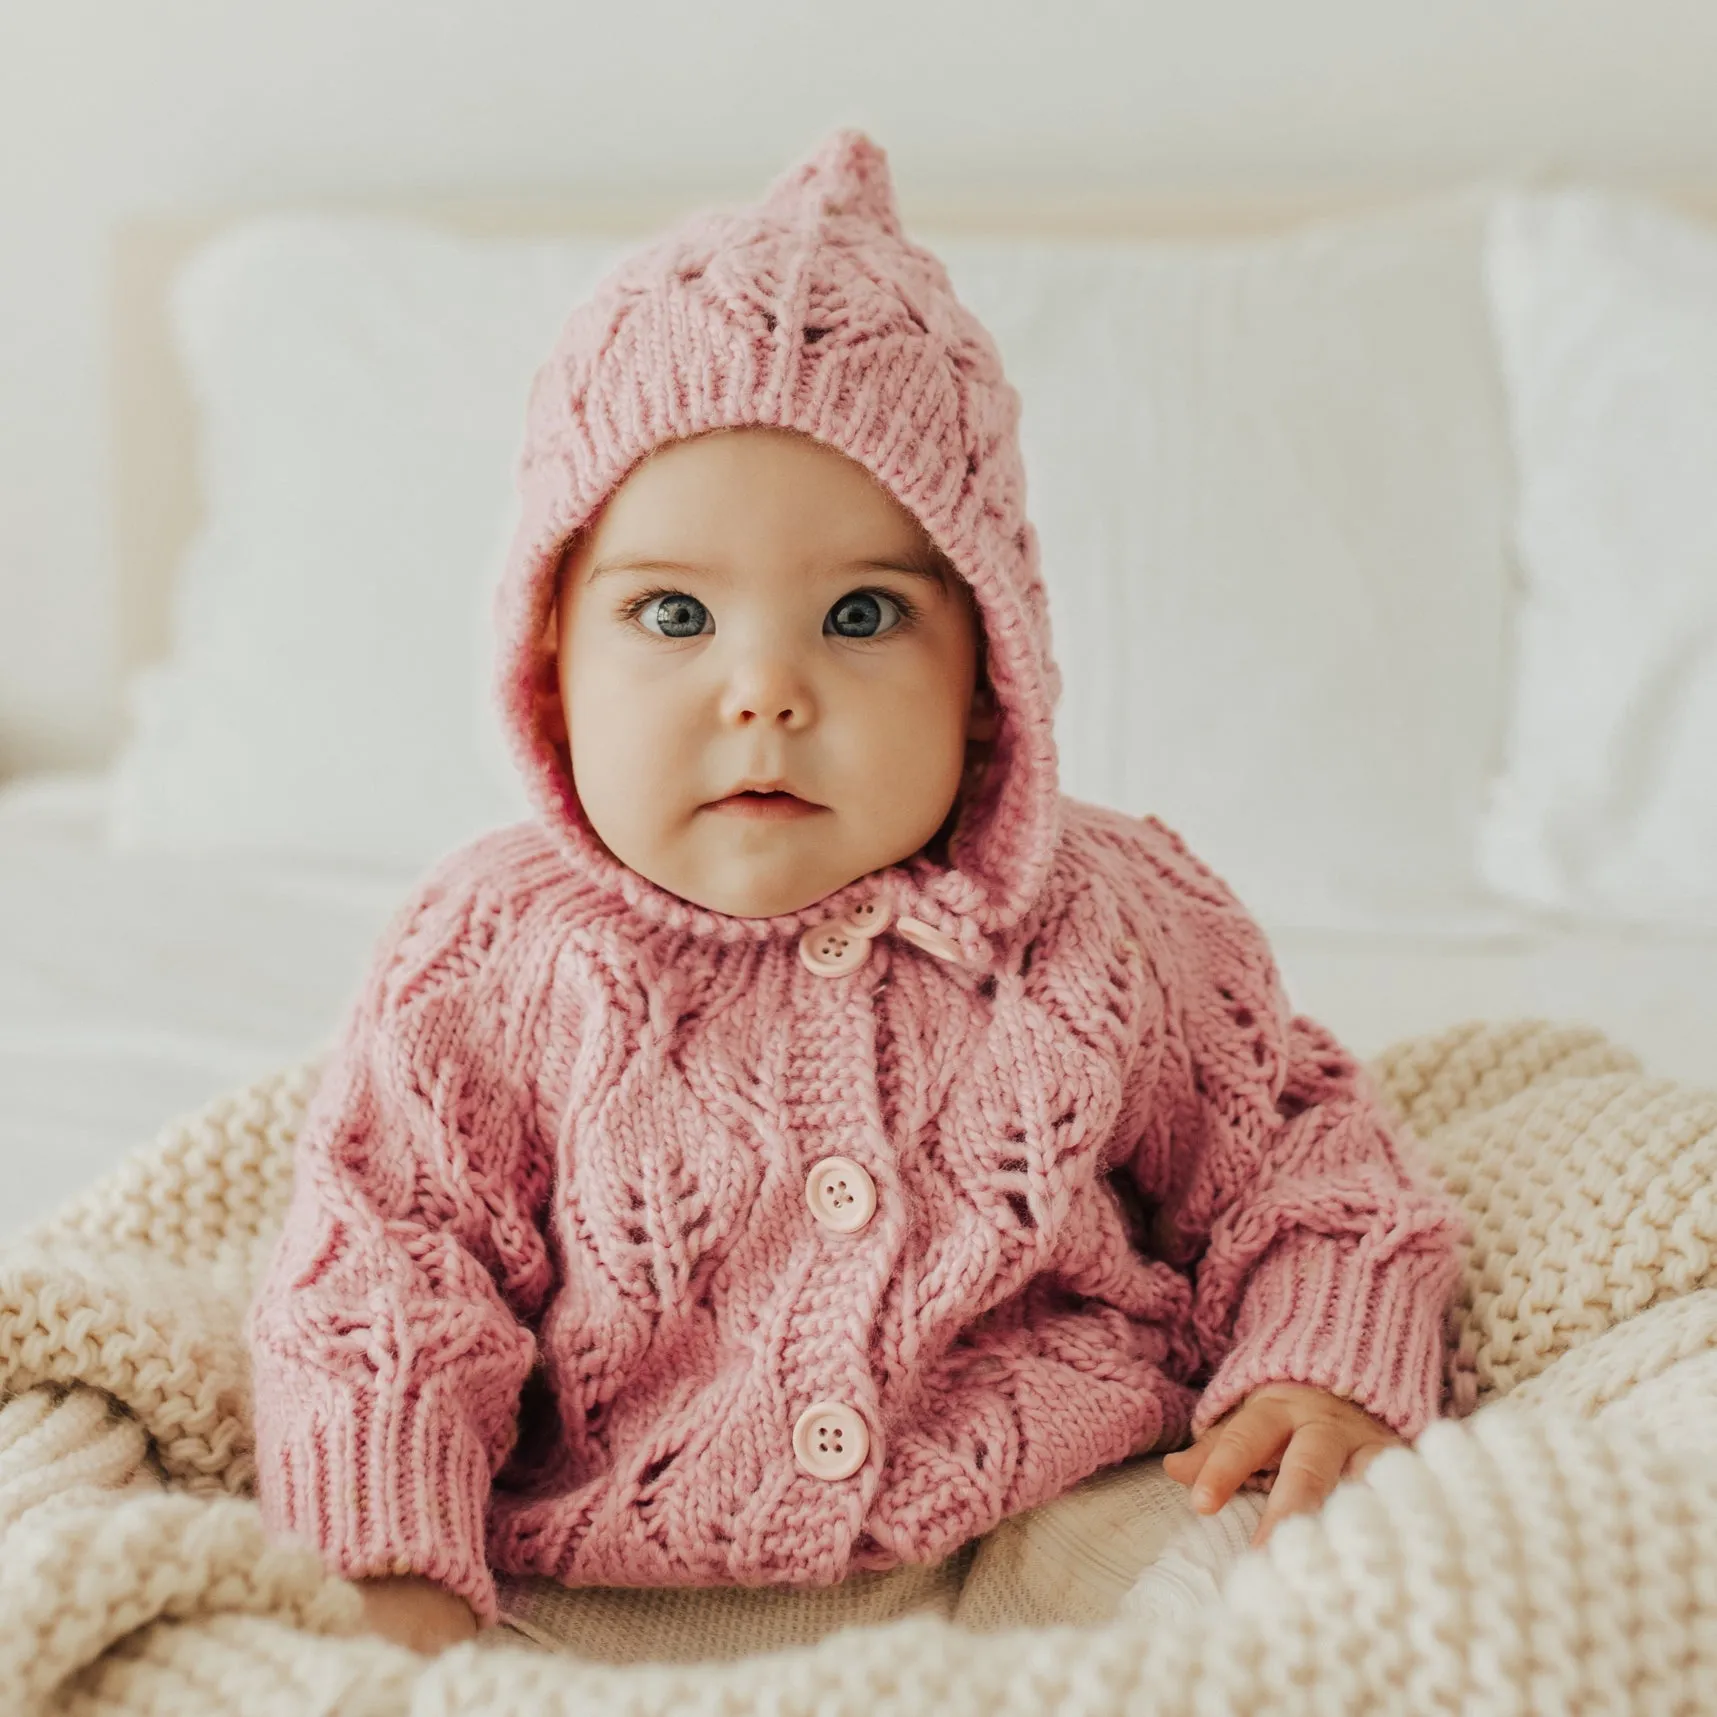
[2, 1019, 1714, 1714]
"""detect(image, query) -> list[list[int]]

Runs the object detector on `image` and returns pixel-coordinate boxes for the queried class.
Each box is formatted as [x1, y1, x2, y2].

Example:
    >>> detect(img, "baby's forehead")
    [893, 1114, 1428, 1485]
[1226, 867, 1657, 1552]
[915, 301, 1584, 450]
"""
[546, 425, 978, 629]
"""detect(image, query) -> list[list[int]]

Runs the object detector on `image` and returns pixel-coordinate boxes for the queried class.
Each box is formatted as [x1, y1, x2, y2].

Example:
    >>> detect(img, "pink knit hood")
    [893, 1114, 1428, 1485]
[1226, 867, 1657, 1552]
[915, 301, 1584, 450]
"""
[492, 129, 1061, 951]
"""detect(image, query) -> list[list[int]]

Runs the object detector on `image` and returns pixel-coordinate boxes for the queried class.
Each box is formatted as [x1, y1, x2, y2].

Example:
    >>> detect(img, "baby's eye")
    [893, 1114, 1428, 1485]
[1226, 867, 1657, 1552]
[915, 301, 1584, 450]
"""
[825, 590, 906, 639]
[637, 592, 712, 638]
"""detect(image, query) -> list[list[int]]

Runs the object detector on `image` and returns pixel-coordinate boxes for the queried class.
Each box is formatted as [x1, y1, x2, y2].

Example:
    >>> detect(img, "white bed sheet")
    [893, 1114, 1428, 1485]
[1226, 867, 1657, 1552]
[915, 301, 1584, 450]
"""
[0, 772, 406, 1239]
[2, 771, 1713, 1240]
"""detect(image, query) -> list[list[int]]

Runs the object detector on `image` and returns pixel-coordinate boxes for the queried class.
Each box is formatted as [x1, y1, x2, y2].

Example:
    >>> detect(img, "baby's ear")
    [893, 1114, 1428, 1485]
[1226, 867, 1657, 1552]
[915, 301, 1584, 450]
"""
[534, 603, 569, 747]
[967, 680, 1000, 744]
[537, 681, 569, 748]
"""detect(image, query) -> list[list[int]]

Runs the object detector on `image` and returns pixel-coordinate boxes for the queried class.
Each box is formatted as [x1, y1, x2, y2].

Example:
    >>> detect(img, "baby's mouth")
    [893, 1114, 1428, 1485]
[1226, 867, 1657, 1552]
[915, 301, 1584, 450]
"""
[705, 785, 826, 821]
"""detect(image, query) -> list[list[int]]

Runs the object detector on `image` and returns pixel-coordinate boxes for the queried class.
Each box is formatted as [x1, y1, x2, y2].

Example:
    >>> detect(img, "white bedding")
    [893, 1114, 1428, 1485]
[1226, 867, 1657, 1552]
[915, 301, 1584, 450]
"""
[3, 770, 1714, 1239]
[0, 772, 404, 1238]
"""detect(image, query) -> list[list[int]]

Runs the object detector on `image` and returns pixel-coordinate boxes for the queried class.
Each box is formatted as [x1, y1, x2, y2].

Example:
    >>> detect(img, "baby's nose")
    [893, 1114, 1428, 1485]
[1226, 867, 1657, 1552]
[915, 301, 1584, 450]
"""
[719, 652, 814, 728]
[732, 693, 801, 725]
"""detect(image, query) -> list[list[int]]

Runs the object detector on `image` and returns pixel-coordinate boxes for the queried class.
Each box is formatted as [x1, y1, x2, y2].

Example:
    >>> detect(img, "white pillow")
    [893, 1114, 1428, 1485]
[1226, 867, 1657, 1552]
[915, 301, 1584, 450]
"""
[109, 218, 614, 873]
[1477, 189, 1717, 928]
[943, 191, 1523, 934]
[112, 198, 1527, 934]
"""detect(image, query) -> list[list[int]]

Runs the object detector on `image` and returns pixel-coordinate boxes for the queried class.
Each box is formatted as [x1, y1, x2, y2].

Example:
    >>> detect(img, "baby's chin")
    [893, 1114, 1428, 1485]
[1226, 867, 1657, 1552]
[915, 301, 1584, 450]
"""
[654, 859, 878, 921]
[630, 832, 912, 921]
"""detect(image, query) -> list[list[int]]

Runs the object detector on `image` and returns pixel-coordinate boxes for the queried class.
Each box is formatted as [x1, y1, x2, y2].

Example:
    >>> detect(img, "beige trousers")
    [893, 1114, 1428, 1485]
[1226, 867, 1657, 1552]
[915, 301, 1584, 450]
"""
[490, 1455, 1269, 1663]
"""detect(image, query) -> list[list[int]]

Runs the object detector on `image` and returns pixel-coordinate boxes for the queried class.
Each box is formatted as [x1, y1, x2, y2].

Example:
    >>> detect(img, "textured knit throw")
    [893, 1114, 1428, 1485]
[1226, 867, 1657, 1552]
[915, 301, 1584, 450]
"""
[2, 1017, 1715, 1714]
[244, 122, 1468, 1622]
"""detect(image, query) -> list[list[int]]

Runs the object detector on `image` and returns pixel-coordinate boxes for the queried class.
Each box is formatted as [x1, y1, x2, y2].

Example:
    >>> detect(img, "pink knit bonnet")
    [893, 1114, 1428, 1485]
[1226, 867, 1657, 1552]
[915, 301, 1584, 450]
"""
[492, 128, 1062, 950]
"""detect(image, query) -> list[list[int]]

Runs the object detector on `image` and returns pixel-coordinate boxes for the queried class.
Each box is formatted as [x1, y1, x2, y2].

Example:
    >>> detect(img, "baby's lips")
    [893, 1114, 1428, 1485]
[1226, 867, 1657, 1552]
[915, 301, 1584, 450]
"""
[706, 779, 826, 809]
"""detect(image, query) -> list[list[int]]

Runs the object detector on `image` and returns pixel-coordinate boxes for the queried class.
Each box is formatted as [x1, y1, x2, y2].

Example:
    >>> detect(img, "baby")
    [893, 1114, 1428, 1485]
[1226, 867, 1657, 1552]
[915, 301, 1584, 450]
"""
[248, 129, 1467, 1657]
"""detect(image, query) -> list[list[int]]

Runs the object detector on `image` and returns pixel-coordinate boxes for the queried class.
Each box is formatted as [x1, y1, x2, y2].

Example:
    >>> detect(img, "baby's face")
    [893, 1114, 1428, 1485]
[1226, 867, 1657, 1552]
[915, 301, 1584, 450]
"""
[550, 426, 991, 918]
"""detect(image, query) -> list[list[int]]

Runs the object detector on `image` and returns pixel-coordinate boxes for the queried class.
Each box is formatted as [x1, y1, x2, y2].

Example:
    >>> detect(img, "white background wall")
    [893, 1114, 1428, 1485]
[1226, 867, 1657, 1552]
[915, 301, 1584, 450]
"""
[4, 0, 1717, 778]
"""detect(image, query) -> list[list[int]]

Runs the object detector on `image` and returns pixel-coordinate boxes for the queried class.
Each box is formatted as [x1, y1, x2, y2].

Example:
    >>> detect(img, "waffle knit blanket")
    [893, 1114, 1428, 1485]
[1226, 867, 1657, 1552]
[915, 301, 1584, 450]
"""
[1, 1018, 1714, 1715]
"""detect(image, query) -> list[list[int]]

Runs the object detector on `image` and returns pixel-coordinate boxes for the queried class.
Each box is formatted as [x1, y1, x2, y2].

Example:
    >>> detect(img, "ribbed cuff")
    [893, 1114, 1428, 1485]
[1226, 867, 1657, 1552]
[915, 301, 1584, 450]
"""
[1189, 1228, 1458, 1444]
[254, 1366, 500, 1625]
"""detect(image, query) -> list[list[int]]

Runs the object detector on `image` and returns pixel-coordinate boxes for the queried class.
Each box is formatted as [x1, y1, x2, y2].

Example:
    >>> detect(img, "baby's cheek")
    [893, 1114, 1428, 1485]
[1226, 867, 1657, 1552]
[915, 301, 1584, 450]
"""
[855, 704, 966, 843]
[568, 720, 656, 855]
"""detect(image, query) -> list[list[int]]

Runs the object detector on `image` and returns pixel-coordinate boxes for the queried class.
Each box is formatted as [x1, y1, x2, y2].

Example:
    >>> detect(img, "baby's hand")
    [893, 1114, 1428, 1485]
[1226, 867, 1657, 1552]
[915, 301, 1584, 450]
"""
[355, 1573, 480, 1654]
[1162, 1382, 1404, 1548]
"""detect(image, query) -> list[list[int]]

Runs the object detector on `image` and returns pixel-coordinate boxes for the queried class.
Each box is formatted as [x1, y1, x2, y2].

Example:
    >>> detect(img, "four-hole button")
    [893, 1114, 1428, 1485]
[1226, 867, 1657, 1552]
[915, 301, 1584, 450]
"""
[805, 1155, 877, 1234]
[798, 922, 871, 977]
[792, 1401, 869, 1480]
[840, 898, 893, 938]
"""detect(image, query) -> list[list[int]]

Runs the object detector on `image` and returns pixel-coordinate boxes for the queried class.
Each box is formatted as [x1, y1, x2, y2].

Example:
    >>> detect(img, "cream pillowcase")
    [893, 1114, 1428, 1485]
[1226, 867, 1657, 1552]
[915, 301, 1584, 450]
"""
[1478, 188, 1717, 928]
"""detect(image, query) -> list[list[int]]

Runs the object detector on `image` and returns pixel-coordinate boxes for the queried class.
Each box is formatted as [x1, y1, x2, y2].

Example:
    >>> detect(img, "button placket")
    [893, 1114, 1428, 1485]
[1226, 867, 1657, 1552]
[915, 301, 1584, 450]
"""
[780, 903, 890, 1499]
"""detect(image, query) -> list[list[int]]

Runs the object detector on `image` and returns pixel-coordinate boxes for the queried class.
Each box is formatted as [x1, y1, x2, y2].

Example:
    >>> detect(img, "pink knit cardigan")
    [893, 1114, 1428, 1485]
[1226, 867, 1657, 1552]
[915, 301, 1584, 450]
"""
[247, 130, 1468, 1625]
[248, 807, 1467, 1623]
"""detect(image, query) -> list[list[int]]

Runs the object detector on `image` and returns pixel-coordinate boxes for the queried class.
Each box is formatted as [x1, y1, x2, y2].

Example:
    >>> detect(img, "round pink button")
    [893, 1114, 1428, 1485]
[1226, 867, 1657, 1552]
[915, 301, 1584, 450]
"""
[805, 1156, 877, 1234]
[792, 1401, 869, 1480]
[894, 916, 965, 964]
[798, 921, 872, 977]
[839, 898, 893, 939]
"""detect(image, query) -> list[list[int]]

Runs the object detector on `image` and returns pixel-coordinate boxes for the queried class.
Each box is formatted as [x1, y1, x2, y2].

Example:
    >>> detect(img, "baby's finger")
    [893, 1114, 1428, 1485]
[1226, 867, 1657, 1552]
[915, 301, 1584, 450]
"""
[1162, 1441, 1213, 1484]
[1190, 1406, 1290, 1514]
[1250, 1423, 1346, 1548]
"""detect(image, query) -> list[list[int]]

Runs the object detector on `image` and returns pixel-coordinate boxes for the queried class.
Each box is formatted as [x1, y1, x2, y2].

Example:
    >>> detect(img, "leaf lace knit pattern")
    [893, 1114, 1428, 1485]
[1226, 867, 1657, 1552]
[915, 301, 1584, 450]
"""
[243, 800, 1467, 1621]
[1, 1019, 1713, 1714]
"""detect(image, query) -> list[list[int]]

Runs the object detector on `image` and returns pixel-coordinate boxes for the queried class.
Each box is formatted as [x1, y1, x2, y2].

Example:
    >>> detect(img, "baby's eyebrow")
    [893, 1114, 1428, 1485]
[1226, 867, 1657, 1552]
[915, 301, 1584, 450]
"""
[844, 555, 949, 587]
[586, 553, 949, 587]
[587, 556, 713, 583]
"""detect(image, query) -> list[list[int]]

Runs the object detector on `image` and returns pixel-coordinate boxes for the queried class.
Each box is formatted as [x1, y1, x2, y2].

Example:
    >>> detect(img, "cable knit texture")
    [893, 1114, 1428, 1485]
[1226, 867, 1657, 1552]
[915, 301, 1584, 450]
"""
[238, 125, 1469, 1625]
[1, 1020, 1714, 1713]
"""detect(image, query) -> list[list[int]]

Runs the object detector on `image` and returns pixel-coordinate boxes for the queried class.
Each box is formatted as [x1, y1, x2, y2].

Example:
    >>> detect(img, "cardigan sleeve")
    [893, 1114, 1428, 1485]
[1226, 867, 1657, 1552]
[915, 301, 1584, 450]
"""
[1129, 819, 1470, 1445]
[246, 861, 554, 1625]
